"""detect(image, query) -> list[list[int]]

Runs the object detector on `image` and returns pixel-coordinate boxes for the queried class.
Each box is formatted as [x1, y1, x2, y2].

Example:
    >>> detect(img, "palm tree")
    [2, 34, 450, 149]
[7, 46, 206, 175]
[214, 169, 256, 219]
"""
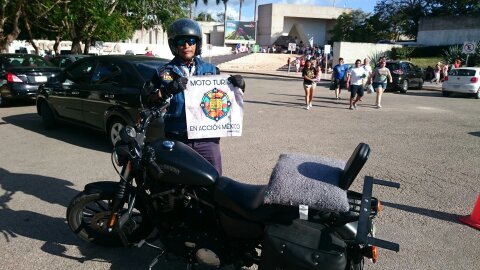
[216, 0, 228, 23]
[239, 0, 243, 21]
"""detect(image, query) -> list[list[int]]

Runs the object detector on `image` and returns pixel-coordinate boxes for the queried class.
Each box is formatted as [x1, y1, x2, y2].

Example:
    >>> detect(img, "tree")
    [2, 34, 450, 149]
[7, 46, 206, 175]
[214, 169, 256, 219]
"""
[195, 12, 215, 22]
[0, 0, 25, 52]
[430, 0, 480, 16]
[23, 0, 188, 54]
[328, 10, 382, 43]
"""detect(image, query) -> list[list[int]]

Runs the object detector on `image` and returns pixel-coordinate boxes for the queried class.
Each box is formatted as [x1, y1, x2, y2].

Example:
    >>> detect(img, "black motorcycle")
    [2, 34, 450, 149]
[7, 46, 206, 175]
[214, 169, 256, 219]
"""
[66, 96, 400, 270]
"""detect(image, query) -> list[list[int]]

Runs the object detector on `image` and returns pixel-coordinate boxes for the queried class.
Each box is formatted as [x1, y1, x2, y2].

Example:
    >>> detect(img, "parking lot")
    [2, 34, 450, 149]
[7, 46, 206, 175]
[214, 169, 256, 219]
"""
[0, 74, 479, 270]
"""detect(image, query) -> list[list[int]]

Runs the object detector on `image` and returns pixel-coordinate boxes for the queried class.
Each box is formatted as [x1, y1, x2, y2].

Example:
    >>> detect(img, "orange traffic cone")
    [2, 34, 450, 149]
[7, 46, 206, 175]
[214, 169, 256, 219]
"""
[459, 194, 480, 230]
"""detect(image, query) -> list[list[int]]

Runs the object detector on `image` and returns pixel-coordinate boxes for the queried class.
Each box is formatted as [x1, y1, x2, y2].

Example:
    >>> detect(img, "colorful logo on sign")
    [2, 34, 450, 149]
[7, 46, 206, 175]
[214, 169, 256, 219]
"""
[200, 88, 231, 121]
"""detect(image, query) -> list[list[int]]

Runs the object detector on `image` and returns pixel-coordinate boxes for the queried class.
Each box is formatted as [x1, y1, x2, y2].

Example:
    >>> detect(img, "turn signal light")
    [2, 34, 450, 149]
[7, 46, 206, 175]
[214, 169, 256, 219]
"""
[377, 200, 383, 214]
[471, 77, 478, 83]
[362, 245, 378, 263]
[7, 72, 23, 83]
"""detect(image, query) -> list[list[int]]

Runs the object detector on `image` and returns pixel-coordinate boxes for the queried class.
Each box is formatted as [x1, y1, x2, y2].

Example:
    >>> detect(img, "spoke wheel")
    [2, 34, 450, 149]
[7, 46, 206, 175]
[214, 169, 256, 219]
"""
[400, 80, 408, 93]
[66, 191, 153, 247]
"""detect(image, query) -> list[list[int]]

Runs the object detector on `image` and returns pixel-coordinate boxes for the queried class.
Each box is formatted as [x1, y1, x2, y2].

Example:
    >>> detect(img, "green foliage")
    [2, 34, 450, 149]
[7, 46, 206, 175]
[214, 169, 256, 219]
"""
[195, 12, 215, 22]
[442, 41, 480, 66]
[368, 51, 392, 67]
[328, 10, 382, 43]
[391, 47, 414, 60]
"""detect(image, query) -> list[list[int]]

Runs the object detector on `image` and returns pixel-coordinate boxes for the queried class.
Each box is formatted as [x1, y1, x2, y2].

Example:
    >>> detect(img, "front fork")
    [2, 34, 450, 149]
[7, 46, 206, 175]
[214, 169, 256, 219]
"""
[107, 161, 136, 246]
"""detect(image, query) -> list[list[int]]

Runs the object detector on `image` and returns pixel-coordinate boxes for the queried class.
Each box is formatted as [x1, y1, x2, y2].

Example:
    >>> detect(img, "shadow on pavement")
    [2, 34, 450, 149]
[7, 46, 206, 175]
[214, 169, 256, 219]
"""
[468, 131, 480, 138]
[2, 113, 111, 153]
[0, 99, 36, 108]
[382, 201, 461, 224]
[0, 167, 174, 269]
[400, 91, 443, 97]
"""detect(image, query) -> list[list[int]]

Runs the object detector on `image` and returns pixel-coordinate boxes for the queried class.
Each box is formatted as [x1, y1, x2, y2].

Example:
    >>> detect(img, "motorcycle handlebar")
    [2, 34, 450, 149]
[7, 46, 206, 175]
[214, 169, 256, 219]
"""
[138, 101, 170, 134]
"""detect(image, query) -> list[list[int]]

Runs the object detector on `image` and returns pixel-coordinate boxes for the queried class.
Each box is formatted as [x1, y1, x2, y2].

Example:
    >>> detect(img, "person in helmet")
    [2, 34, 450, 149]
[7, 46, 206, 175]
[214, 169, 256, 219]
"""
[151, 18, 245, 175]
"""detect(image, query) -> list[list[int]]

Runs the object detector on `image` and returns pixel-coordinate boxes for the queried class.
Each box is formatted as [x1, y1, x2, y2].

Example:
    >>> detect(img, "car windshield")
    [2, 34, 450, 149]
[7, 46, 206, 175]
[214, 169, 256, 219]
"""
[5, 55, 54, 68]
[448, 69, 477, 76]
[133, 59, 169, 80]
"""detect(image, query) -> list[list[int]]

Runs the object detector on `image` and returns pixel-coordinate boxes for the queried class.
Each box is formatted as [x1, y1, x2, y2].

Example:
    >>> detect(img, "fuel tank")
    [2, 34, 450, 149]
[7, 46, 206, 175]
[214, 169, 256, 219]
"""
[149, 139, 219, 186]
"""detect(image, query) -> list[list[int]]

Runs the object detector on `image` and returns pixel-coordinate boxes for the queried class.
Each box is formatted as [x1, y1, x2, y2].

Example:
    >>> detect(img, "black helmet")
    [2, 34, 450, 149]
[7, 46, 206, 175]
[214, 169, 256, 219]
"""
[168, 18, 203, 57]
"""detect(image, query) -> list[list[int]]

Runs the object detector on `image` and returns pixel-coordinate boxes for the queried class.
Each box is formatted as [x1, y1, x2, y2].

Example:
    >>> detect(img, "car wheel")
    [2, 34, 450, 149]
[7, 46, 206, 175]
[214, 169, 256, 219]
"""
[0, 94, 8, 107]
[475, 89, 480, 99]
[400, 80, 408, 93]
[418, 79, 424, 90]
[442, 91, 450, 97]
[40, 102, 56, 129]
[108, 117, 126, 146]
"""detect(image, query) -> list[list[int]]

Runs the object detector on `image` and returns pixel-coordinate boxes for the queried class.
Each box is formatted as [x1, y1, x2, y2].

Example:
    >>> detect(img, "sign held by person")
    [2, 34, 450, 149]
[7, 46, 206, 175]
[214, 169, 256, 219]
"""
[184, 75, 244, 139]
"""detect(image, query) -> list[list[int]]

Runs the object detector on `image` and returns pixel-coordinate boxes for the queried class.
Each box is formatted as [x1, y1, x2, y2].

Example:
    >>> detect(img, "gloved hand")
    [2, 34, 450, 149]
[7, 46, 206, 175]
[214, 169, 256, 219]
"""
[228, 75, 245, 92]
[162, 77, 188, 97]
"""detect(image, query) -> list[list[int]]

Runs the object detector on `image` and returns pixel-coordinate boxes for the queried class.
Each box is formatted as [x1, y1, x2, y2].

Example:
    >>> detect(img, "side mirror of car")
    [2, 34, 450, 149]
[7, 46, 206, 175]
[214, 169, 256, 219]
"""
[141, 80, 155, 96]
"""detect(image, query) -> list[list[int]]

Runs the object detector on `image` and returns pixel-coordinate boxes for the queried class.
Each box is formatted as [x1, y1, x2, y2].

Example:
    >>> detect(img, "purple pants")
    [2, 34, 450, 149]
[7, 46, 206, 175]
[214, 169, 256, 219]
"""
[166, 133, 222, 175]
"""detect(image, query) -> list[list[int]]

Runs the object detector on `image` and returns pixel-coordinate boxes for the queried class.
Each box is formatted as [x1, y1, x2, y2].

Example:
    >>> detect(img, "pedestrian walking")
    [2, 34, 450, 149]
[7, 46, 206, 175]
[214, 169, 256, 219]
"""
[331, 58, 348, 100]
[302, 60, 316, 110]
[371, 59, 392, 109]
[431, 62, 441, 84]
[454, 58, 461, 69]
[360, 58, 373, 101]
[346, 59, 367, 110]
[295, 57, 301, 73]
[441, 63, 449, 82]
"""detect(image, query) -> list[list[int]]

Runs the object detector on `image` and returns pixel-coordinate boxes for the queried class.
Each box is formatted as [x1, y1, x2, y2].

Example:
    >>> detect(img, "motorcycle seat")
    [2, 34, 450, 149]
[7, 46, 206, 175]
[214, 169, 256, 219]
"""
[213, 177, 292, 222]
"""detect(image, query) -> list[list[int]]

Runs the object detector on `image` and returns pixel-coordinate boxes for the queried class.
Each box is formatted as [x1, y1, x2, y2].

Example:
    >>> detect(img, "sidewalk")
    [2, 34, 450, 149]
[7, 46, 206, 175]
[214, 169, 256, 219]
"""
[222, 68, 443, 91]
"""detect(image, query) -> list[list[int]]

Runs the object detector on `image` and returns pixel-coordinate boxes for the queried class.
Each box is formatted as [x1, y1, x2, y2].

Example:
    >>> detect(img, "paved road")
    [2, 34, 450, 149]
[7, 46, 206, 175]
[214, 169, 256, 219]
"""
[0, 76, 479, 270]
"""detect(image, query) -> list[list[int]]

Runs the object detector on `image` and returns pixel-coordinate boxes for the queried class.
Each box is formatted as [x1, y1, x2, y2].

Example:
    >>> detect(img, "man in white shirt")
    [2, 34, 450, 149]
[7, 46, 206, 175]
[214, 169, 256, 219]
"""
[346, 59, 367, 110]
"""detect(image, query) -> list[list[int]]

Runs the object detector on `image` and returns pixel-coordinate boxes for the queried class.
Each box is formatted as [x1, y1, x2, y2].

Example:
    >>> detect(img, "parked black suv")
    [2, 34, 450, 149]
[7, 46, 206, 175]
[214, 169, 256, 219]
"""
[385, 61, 424, 93]
[36, 55, 169, 145]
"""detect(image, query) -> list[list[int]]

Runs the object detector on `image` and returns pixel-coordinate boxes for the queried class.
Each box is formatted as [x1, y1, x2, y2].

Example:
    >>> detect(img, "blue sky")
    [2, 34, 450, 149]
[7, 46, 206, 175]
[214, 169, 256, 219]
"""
[193, 0, 376, 21]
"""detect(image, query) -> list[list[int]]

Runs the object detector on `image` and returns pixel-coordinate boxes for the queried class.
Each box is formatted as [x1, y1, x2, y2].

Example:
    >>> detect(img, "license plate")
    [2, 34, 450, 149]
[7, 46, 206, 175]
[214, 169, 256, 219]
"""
[36, 76, 48, 82]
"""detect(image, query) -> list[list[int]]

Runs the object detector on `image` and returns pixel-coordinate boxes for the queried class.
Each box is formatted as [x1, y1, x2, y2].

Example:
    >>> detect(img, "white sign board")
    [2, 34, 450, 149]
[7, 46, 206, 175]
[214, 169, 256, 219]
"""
[184, 75, 244, 139]
[288, 43, 296, 52]
[324, 44, 331, 55]
[463, 41, 476, 54]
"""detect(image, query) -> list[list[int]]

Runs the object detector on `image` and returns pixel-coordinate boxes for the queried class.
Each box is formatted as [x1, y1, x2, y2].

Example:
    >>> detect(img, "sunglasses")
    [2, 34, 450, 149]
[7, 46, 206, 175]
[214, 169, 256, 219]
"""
[175, 37, 197, 46]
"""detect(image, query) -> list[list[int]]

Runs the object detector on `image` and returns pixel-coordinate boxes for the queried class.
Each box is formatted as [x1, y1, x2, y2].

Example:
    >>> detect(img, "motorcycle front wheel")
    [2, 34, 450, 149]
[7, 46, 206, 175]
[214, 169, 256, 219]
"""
[66, 191, 154, 247]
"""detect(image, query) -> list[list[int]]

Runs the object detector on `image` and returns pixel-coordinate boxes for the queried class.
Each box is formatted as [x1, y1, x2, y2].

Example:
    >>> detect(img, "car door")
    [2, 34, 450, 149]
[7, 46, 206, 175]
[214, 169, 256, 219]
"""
[82, 59, 126, 129]
[408, 63, 422, 86]
[60, 58, 96, 121]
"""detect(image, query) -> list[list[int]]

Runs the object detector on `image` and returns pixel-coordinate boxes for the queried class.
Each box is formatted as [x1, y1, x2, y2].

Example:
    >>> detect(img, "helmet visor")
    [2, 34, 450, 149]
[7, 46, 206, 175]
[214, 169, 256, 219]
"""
[174, 37, 198, 47]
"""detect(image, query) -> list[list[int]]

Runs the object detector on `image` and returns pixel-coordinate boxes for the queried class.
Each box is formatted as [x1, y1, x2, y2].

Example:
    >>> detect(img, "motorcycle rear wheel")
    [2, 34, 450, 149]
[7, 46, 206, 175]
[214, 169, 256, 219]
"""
[67, 191, 154, 247]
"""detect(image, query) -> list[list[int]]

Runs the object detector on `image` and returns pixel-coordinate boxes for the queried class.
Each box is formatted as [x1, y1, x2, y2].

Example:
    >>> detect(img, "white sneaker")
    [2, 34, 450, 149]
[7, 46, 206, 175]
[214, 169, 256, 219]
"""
[306, 105, 310, 110]
[376, 104, 382, 109]
[309, 102, 313, 107]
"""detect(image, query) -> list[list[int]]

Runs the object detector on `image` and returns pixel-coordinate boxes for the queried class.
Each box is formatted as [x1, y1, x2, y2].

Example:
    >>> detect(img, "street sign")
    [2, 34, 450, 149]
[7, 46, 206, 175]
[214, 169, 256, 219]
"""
[324, 44, 331, 55]
[463, 41, 476, 54]
[288, 43, 296, 52]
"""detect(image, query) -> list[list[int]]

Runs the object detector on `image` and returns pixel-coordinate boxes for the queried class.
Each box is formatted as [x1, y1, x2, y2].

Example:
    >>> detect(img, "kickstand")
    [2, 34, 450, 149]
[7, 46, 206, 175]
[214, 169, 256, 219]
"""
[148, 249, 165, 270]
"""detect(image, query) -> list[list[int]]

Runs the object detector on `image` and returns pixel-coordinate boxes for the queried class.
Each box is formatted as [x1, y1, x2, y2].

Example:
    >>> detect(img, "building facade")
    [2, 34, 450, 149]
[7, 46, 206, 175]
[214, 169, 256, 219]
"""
[257, 4, 350, 47]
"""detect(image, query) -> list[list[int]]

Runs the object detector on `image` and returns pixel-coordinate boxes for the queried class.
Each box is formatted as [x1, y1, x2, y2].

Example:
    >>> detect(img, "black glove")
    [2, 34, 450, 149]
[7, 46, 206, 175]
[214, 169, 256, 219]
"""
[162, 77, 188, 97]
[228, 75, 245, 92]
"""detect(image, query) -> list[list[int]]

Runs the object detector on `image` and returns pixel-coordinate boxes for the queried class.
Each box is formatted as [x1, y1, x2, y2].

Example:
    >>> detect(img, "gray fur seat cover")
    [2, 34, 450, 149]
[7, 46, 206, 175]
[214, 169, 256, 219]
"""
[263, 154, 350, 212]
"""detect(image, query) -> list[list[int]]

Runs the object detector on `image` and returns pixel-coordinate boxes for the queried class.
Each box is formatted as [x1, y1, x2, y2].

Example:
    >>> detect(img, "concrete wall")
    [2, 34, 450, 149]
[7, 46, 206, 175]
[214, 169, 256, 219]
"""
[257, 4, 350, 47]
[417, 16, 480, 46]
[333, 42, 402, 64]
